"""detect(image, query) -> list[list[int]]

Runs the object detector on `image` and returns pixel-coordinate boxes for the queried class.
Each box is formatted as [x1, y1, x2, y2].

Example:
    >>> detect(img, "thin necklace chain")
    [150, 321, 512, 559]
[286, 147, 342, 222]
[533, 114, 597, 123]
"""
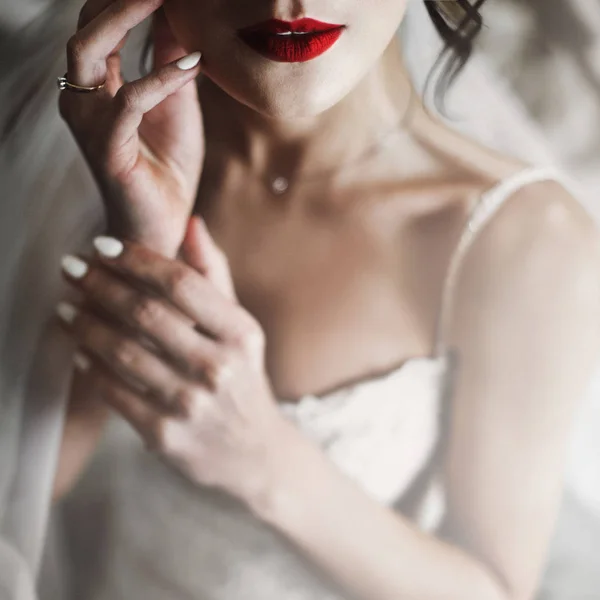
[263, 87, 416, 196]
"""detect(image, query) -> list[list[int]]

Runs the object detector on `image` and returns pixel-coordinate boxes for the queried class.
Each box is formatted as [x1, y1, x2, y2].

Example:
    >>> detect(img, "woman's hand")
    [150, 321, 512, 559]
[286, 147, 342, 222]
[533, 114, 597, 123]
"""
[55, 217, 295, 507]
[59, 0, 205, 257]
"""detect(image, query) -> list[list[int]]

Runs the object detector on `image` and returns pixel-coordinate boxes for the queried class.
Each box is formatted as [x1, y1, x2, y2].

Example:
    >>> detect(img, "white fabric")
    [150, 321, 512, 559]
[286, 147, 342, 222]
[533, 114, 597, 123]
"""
[0, 3, 107, 598]
[66, 357, 444, 600]
[0, 0, 599, 598]
[279, 356, 447, 509]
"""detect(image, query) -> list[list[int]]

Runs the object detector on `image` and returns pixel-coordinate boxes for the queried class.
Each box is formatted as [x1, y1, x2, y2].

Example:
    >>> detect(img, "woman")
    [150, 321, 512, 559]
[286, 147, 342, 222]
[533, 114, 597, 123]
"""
[4, 0, 600, 599]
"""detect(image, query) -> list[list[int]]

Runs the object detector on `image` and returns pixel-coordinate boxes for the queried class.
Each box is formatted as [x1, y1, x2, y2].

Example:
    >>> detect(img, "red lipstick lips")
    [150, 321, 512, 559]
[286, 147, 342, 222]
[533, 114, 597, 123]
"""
[238, 18, 345, 63]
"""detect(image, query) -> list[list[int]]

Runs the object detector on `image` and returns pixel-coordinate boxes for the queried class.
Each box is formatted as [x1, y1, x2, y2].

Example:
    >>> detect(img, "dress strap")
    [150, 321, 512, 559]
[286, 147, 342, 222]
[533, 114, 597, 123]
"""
[432, 165, 572, 358]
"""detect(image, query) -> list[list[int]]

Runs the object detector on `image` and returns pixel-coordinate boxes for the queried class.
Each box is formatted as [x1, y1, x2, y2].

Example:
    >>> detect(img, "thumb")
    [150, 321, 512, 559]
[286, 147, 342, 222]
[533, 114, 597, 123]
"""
[182, 216, 237, 302]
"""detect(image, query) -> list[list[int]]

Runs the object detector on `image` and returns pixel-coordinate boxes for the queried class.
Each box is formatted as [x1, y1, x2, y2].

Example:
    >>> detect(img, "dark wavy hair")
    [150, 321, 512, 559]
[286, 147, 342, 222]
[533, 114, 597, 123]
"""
[139, 0, 488, 108]
[425, 0, 488, 107]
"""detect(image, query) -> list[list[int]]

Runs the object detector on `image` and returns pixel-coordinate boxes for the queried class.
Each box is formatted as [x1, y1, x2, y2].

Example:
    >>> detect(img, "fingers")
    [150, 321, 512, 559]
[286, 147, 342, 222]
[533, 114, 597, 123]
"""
[67, 0, 164, 88]
[78, 362, 165, 449]
[59, 0, 204, 200]
[91, 237, 250, 344]
[109, 52, 202, 154]
[59, 45, 202, 180]
[60, 254, 220, 377]
[77, 361, 212, 453]
[58, 302, 187, 412]
[77, 0, 119, 29]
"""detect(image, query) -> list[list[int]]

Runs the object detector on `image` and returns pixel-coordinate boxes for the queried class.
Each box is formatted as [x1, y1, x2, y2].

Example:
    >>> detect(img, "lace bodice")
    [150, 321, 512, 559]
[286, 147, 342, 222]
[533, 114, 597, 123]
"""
[277, 355, 449, 507]
[74, 166, 570, 600]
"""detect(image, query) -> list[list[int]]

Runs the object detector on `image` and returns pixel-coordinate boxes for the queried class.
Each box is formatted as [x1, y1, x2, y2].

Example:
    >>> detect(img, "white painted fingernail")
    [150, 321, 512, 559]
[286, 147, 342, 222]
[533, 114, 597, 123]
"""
[73, 352, 90, 372]
[61, 255, 88, 279]
[93, 236, 123, 258]
[176, 52, 202, 70]
[56, 301, 78, 324]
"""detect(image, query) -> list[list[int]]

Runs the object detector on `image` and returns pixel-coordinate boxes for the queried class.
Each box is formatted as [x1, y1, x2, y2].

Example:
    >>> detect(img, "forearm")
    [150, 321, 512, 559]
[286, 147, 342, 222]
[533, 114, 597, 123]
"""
[104, 209, 186, 259]
[250, 429, 510, 600]
[52, 369, 109, 501]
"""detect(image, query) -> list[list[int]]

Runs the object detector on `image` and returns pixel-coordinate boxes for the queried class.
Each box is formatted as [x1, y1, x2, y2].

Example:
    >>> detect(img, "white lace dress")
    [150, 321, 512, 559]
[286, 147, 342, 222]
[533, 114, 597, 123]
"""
[58, 166, 581, 600]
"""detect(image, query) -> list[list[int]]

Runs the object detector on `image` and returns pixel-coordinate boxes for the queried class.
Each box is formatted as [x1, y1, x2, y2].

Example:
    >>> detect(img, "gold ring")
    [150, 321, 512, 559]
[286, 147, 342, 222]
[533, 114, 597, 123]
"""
[57, 72, 106, 93]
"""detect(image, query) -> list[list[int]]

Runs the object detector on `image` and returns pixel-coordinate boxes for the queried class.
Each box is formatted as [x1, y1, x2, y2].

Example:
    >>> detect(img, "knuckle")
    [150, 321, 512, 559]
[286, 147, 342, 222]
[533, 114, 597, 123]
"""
[114, 85, 141, 115]
[242, 325, 265, 353]
[129, 295, 161, 329]
[66, 34, 86, 60]
[171, 387, 196, 418]
[166, 265, 193, 299]
[155, 417, 189, 457]
[111, 339, 137, 367]
[155, 68, 172, 90]
[234, 314, 265, 352]
[205, 355, 234, 390]
[188, 351, 217, 382]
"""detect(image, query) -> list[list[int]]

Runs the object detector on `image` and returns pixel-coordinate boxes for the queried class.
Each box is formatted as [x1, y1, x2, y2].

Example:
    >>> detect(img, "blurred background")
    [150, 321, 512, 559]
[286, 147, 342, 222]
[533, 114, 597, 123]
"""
[480, 0, 600, 219]
[1, 1, 599, 598]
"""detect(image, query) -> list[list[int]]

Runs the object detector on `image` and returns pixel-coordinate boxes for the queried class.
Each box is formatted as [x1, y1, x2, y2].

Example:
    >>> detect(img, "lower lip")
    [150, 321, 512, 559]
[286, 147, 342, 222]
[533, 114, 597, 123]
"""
[238, 28, 345, 63]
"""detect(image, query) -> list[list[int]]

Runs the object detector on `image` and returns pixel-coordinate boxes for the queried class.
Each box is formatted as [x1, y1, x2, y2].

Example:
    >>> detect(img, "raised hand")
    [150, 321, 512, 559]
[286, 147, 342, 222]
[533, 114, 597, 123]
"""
[59, 0, 205, 257]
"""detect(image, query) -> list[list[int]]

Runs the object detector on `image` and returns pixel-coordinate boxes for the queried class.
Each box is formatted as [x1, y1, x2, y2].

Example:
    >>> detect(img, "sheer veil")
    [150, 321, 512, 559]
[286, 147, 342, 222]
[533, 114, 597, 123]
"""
[0, 3, 103, 597]
[0, 1, 597, 598]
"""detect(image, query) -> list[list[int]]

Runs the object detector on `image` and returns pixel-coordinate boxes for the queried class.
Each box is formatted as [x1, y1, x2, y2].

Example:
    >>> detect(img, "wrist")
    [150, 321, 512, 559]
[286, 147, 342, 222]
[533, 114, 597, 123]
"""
[104, 219, 185, 259]
[247, 418, 326, 527]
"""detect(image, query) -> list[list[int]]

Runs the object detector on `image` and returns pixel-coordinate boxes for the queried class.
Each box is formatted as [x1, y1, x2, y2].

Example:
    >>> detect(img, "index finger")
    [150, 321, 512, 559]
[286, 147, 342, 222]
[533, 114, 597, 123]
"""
[91, 236, 245, 343]
[68, 0, 163, 87]
[77, 0, 117, 29]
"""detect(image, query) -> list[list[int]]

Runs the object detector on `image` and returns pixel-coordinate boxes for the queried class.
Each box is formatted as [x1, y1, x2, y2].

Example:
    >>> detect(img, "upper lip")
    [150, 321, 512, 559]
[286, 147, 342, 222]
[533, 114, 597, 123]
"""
[238, 18, 345, 35]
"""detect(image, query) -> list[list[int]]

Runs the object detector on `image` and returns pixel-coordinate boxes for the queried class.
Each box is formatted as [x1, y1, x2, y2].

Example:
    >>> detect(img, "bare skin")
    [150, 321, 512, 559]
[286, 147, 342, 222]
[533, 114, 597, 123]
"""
[53, 25, 583, 496]
[52, 0, 600, 597]
[53, 66, 525, 497]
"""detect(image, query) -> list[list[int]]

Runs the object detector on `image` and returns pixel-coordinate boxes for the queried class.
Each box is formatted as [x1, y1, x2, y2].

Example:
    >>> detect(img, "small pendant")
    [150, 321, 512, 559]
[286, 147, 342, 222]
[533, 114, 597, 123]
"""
[271, 177, 289, 195]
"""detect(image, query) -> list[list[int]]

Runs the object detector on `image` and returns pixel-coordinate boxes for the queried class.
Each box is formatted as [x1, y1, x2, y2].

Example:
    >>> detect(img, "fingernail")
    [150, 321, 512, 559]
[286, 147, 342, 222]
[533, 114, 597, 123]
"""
[56, 301, 78, 324]
[93, 236, 123, 258]
[73, 352, 91, 372]
[176, 51, 202, 70]
[61, 255, 88, 279]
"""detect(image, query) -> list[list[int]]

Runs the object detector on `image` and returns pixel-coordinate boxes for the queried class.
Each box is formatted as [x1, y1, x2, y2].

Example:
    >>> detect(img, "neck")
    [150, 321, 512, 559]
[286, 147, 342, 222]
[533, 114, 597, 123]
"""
[198, 36, 420, 187]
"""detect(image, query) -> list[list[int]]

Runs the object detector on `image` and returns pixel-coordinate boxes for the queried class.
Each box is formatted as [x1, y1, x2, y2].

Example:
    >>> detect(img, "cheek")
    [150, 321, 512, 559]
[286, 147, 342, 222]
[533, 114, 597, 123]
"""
[162, 0, 216, 53]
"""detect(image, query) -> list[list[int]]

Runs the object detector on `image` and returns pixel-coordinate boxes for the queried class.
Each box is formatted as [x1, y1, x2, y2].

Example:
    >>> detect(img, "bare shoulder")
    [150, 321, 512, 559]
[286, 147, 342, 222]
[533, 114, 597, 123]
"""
[464, 178, 600, 284]
[446, 176, 600, 357]
[410, 103, 600, 312]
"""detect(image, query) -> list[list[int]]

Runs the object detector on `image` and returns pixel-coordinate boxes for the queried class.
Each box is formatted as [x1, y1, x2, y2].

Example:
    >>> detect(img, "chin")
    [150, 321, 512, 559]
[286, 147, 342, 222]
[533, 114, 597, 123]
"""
[200, 51, 370, 120]
[207, 73, 357, 120]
